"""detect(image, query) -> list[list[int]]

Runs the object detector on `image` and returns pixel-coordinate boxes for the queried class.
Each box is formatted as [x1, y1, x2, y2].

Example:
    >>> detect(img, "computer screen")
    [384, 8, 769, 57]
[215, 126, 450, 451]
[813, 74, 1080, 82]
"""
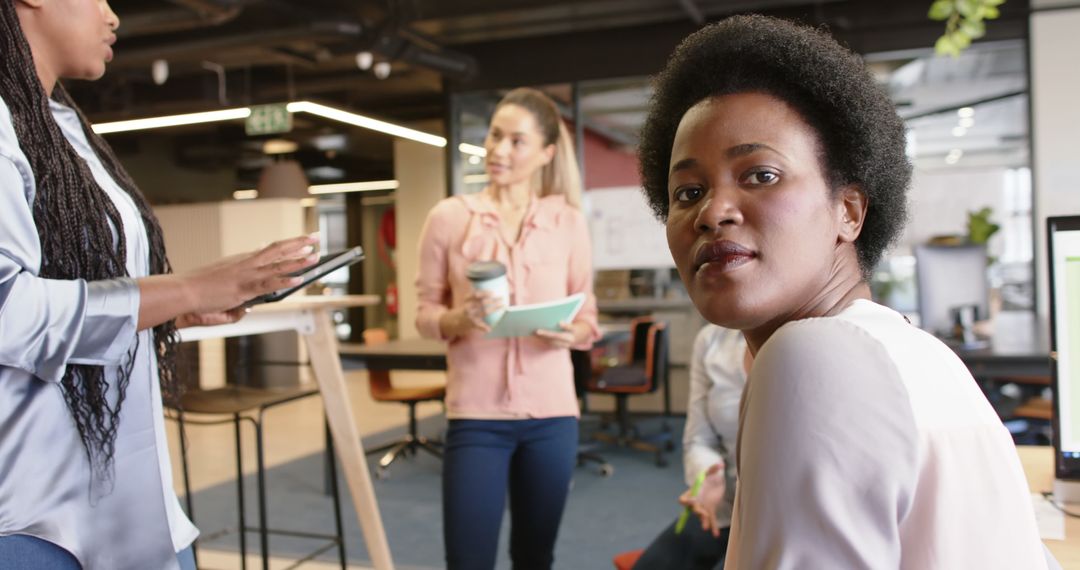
[914, 244, 990, 336]
[1049, 216, 1080, 480]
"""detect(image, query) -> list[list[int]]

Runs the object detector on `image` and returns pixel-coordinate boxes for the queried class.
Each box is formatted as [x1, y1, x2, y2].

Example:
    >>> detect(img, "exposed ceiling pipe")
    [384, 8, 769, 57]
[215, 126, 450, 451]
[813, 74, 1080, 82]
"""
[113, 21, 365, 66]
[678, 0, 705, 25]
[119, 0, 243, 38]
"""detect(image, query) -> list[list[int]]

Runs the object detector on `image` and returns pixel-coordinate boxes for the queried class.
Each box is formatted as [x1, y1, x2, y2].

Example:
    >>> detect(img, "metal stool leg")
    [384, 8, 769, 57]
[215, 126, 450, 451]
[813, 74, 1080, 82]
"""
[325, 421, 347, 569]
[234, 414, 248, 570]
[255, 413, 270, 570]
[176, 412, 199, 568]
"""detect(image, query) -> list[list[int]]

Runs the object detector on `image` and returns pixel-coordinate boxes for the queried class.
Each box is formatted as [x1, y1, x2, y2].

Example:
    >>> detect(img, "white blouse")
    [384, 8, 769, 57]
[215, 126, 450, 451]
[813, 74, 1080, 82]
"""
[682, 324, 747, 529]
[0, 95, 196, 569]
[726, 299, 1052, 569]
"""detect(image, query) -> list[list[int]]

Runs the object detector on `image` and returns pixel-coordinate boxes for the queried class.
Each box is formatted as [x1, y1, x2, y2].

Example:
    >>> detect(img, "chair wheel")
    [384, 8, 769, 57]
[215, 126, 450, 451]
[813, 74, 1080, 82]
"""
[664, 440, 676, 452]
[599, 464, 615, 477]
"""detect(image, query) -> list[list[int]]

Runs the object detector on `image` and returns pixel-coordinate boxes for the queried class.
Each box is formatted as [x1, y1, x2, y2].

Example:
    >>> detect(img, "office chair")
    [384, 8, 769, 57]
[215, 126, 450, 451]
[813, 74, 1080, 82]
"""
[361, 328, 445, 479]
[586, 317, 675, 467]
[168, 384, 347, 570]
[572, 348, 614, 476]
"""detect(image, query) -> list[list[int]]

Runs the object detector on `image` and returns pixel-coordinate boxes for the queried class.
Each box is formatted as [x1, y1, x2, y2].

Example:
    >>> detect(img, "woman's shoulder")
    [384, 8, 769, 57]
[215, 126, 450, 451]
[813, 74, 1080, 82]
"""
[756, 306, 901, 385]
[423, 195, 475, 227]
[536, 194, 585, 227]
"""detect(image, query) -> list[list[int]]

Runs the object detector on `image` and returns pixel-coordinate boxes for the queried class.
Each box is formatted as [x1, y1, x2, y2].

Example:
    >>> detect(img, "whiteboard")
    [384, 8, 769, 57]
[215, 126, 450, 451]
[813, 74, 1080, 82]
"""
[583, 186, 675, 270]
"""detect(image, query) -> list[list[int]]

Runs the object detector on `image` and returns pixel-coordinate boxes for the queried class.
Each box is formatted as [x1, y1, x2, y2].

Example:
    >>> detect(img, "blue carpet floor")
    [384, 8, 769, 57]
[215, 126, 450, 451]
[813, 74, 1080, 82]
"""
[185, 415, 688, 569]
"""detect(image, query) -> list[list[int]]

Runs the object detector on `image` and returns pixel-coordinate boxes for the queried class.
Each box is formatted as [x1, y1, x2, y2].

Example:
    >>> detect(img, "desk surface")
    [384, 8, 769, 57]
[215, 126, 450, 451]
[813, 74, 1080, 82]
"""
[953, 311, 1051, 380]
[340, 338, 447, 370]
[1017, 446, 1080, 567]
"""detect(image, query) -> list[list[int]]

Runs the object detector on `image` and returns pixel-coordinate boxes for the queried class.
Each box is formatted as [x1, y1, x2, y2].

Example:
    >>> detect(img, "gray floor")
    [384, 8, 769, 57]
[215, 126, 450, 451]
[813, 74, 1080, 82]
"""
[186, 414, 688, 569]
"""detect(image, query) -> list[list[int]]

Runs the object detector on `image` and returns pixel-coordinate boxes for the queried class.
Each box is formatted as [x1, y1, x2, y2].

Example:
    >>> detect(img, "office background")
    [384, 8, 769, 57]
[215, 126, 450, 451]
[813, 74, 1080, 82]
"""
[59, 0, 1080, 567]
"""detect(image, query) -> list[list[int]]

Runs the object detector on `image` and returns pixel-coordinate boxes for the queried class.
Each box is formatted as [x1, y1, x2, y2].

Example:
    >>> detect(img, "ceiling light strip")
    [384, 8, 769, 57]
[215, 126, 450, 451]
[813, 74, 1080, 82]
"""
[307, 180, 400, 194]
[287, 101, 446, 148]
[458, 142, 487, 157]
[92, 107, 252, 134]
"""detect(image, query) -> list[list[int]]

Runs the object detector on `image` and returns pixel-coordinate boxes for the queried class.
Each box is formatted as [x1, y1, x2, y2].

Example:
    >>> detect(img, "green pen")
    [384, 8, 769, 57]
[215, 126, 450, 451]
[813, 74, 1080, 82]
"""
[675, 469, 708, 535]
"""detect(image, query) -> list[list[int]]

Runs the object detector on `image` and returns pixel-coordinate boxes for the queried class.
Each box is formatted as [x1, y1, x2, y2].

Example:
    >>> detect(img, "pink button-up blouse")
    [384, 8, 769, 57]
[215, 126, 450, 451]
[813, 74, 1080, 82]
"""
[415, 193, 600, 420]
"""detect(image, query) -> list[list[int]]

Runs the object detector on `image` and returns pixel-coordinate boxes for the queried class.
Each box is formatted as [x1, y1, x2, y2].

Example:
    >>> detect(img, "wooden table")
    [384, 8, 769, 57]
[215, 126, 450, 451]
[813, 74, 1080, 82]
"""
[179, 295, 396, 570]
[1017, 446, 1080, 567]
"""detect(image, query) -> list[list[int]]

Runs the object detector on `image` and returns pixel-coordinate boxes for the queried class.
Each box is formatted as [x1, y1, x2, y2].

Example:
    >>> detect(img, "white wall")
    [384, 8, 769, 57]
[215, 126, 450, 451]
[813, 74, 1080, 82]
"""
[394, 135, 446, 339]
[1031, 6, 1080, 317]
[902, 167, 1010, 256]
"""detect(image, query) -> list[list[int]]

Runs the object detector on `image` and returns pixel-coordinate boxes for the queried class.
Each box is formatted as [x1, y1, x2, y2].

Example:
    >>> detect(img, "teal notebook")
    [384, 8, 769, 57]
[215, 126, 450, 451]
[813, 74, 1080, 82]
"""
[485, 293, 586, 339]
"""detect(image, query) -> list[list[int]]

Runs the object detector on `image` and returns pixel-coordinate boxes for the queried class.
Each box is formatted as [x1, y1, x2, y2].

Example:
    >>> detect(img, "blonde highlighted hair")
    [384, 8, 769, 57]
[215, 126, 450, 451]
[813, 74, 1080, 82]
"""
[494, 88, 583, 208]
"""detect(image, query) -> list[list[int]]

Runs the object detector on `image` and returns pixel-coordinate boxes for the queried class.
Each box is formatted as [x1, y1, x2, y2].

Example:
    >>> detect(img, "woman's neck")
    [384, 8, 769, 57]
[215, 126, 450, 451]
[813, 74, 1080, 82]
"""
[16, 12, 58, 96]
[743, 249, 871, 356]
[486, 181, 536, 210]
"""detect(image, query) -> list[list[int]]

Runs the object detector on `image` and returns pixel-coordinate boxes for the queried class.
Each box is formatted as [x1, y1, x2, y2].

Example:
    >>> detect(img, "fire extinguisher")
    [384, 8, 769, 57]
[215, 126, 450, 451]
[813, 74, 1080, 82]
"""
[386, 281, 399, 316]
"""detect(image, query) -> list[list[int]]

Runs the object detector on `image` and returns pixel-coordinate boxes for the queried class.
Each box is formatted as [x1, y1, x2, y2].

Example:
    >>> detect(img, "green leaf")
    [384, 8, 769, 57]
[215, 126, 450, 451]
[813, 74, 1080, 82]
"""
[961, 18, 986, 38]
[952, 29, 972, 49]
[967, 207, 1001, 244]
[928, 0, 955, 20]
[984, 5, 1000, 19]
[957, 0, 979, 17]
[984, 0, 1006, 6]
[935, 34, 960, 56]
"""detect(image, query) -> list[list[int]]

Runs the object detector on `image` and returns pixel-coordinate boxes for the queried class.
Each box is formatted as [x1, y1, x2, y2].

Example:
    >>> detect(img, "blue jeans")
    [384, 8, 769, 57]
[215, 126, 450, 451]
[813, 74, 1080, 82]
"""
[0, 535, 196, 569]
[443, 417, 578, 570]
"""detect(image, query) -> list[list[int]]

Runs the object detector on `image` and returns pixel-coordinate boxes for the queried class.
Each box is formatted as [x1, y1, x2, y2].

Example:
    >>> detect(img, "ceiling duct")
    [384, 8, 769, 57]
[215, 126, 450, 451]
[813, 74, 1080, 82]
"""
[120, 0, 243, 38]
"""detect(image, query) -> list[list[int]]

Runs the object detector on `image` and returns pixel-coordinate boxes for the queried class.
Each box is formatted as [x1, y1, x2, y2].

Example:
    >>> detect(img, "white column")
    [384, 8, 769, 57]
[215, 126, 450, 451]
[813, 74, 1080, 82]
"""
[394, 135, 447, 339]
[1031, 4, 1080, 317]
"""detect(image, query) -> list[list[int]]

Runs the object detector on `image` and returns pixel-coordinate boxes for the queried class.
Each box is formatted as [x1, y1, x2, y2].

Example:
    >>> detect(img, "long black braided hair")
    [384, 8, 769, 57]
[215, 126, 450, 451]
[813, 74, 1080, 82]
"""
[1, 1, 181, 482]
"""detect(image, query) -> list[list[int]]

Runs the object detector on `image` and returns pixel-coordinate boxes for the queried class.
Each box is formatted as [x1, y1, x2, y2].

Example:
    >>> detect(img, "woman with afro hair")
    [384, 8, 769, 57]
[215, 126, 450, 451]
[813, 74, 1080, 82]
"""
[0, 1, 318, 568]
[637, 14, 1056, 569]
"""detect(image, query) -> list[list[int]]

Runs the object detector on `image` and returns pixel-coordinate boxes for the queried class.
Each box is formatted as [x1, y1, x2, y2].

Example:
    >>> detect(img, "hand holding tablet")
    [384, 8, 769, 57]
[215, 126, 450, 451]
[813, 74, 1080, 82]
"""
[245, 246, 364, 306]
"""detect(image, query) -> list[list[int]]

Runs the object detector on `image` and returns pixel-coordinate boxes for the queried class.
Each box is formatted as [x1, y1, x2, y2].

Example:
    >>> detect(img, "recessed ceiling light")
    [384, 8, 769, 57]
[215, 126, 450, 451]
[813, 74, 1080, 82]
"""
[958, 117, 975, 128]
[262, 138, 299, 154]
[957, 107, 975, 118]
[952, 126, 967, 137]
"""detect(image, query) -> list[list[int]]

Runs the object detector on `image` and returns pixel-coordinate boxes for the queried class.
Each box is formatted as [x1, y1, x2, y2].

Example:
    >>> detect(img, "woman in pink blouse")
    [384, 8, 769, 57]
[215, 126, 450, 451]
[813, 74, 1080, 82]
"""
[415, 87, 599, 570]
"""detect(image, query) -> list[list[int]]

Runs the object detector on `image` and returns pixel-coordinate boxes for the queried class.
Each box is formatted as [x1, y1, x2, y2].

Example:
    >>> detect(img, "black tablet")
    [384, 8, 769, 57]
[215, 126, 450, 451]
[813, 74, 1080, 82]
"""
[245, 246, 364, 306]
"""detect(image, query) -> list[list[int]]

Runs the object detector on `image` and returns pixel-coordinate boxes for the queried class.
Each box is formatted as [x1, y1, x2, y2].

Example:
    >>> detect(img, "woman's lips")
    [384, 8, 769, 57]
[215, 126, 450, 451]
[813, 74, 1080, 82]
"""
[693, 239, 757, 274]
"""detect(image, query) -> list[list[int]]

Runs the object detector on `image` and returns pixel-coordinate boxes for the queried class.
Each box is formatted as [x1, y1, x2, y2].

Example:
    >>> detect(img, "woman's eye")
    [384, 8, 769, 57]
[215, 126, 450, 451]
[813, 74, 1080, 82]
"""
[742, 170, 780, 186]
[673, 186, 704, 203]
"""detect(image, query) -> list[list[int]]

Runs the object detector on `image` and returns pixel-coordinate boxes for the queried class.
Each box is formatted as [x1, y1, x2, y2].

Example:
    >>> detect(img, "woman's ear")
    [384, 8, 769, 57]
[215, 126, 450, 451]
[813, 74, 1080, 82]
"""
[837, 185, 868, 244]
[541, 143, 556, 166]
[16, 0, 46, 9]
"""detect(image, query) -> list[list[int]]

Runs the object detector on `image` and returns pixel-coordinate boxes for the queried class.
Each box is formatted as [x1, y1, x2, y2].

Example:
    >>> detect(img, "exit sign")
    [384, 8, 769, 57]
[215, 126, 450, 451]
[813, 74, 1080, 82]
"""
[245, 104, 292, 135]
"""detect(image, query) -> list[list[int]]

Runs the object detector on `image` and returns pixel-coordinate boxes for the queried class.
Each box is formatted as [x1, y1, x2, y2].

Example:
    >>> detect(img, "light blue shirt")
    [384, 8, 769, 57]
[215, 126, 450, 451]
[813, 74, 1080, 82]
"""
[0, 95, 195, 569]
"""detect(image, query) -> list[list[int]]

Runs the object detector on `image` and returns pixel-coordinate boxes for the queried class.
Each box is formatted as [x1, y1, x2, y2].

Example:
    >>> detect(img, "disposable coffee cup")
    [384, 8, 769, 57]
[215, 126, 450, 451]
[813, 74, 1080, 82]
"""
[466, 261, 509, 326]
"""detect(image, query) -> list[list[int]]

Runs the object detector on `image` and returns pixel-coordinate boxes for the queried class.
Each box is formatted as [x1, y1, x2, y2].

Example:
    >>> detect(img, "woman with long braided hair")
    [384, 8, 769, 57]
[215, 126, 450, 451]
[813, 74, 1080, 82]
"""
[0, 1, 319, 568]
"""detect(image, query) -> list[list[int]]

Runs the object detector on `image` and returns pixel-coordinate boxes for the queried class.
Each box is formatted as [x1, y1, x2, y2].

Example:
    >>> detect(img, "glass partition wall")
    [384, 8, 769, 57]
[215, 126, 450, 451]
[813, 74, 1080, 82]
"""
[443, 37, 1035, 329]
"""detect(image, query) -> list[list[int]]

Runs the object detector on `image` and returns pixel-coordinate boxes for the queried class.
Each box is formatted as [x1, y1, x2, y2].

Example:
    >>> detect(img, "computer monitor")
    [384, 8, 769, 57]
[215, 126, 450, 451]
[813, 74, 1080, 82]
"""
[1048, 216, 1080, 484]
[914, 244, 990, 336]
